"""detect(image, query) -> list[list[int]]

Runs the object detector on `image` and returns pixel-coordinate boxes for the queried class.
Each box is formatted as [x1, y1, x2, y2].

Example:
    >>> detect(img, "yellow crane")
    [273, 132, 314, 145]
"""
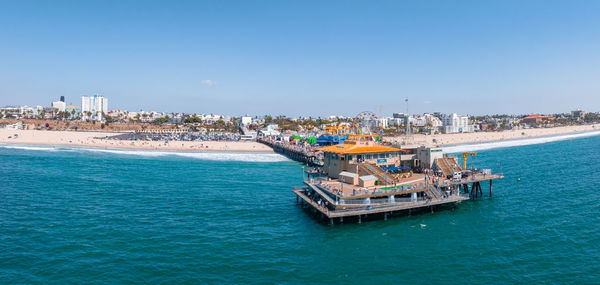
[462, 152, 477, 170]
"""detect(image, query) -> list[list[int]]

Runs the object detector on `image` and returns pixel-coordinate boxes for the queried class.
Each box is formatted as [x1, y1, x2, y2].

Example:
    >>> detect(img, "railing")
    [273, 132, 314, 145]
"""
[313, 181, 433, 199]
[334, 193, 467, 212]
[338, 196, 424, 205]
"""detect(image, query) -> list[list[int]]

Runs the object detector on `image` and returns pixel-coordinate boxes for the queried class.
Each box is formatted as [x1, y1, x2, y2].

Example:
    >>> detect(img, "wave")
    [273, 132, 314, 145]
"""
[0, 144, 290, 163]
[0, 145, 65, 152]
[82, 148, 290, 162]
[443, 130, 600, 153]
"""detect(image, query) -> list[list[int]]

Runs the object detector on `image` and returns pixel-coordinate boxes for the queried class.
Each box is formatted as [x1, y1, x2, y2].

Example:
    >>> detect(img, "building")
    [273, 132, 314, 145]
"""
[65, 104, 81, 120]
[415, 146, 443, 169]
[51, 100, 66, 112]
[42, 107, 59, 119]
[260, 124, 281, 136]
[522, 114, 553, 125]
[19, 106, 37, 117]
[442, 113, 474, 133]
[571, 110, 586, 121]
[377, 118, 388, 128]
[391, 113, 411, 133]
[241, 116, 253, 126]
[320, 138, 404, 179]
[0, 107, 21, 118]
[424, 114, 443, 128]
[81, 95, 108, 122]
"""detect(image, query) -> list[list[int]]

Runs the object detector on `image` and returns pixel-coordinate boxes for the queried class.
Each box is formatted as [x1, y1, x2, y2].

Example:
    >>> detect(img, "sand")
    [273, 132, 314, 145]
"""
[387, 124, 600, 147]
[2, 124, 599, 153]
[0, 129, 274, 152]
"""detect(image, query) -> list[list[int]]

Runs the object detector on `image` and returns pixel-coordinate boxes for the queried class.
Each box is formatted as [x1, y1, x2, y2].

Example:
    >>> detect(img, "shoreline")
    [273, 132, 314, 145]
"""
[388, 124, 599, 147]
[439, 129, 600, 148]
[0, 129, 274, 153]
[2, 124, 599, 154]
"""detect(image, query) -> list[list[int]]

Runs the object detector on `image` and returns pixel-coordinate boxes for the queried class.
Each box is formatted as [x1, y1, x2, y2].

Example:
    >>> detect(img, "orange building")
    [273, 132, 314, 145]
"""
[522, 114, 553, 125]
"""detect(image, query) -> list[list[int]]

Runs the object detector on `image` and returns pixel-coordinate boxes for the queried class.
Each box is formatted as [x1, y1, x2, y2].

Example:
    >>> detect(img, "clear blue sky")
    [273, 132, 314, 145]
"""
[1, 0, 599, 117]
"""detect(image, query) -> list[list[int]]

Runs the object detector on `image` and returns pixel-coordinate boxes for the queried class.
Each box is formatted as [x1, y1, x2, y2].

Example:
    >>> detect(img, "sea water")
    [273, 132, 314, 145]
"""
[1, 134, 599, 284]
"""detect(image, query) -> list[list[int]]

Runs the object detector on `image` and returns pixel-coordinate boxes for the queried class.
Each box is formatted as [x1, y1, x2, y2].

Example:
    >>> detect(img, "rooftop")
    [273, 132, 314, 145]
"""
[523, 114, 553, 119]
[320, 140, 401, 154]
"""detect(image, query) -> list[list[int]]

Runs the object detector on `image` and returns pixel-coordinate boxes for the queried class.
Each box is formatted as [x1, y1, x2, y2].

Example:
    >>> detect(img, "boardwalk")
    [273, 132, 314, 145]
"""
[258, 137, 324, 166]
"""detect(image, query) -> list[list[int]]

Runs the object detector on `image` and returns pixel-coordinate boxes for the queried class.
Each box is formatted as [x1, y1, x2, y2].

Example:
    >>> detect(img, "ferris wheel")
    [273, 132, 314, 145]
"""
[353, 111, 378, 135]
[356, 111, 377, 121]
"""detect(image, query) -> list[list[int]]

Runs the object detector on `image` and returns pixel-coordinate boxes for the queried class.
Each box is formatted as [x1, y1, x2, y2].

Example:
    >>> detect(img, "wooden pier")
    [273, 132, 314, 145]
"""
[258, 138, 323, 166]
[294, 173, 503, 225]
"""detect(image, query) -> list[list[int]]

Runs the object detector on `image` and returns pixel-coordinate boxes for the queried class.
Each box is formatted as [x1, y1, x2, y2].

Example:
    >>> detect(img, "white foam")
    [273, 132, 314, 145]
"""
[0, 145, 63, 152]
[82, 147, 290, 162]
[0, 144, 290, 162]
[443, 130, 600, 153]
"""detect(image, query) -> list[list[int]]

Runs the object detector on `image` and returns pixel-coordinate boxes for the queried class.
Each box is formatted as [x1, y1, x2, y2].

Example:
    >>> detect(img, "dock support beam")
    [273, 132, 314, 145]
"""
[340, 216, 343, 224]
[490, 180, 493, 197]
[329, 218, 334, 226]
[384, 212, 388, 221]
[358, 215, 362, 224]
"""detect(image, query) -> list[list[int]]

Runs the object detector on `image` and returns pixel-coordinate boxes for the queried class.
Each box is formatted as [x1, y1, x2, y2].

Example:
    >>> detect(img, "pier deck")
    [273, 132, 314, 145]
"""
[295, 172, 503, 224]
[294, 187, 469, 219]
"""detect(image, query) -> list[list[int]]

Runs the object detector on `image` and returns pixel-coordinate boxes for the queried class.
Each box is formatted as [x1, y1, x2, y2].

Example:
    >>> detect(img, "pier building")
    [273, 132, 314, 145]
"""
[319, 139, 403, 180]
[293, 137, 503, 224]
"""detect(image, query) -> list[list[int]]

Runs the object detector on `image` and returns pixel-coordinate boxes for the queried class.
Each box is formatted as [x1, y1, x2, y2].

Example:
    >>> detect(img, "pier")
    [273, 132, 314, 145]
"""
[258, 137, 324, 166]
[281, 135, 504, 224]
[294, 172, 503, 225]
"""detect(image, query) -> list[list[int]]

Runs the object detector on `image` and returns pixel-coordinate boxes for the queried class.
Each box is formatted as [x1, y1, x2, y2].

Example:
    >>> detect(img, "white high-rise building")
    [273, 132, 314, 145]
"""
[442, 113, 474, 133]
[81, 95, 108, 121]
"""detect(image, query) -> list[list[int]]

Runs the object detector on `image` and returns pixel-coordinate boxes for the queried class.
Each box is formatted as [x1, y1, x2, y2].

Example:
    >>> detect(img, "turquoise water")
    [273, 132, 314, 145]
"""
[1, 135, 600, 284]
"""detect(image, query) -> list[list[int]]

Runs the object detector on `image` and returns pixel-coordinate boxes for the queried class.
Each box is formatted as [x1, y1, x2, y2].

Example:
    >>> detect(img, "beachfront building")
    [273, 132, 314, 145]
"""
[320, 138, 404, 179]
[51, 100, 66, 112]
[571, 110, 586, 121]
[442, 113, 474, 133]
[65, 104, 81, 120]
[522, 114, 553, 125]
[260, 124, 281, 136]
[0, 107, 21, 119]
[42, 107, 59, 119]
[241, 116, 253, 126]
[81, 95, 108, 122]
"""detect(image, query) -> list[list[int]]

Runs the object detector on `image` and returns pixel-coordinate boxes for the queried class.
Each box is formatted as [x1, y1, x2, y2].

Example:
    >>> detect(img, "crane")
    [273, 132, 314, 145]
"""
[462, 152, 477, 170]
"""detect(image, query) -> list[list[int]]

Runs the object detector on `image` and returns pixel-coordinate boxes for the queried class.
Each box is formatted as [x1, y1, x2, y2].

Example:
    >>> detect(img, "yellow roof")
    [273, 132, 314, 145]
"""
[320, 143, 401, 154]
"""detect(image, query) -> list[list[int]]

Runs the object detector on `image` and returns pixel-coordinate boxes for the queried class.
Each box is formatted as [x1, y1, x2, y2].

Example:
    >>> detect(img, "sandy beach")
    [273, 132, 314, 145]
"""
[0, 129, 274, 152]
[388, 124, 600, 147]
[2, 124, 599, 152]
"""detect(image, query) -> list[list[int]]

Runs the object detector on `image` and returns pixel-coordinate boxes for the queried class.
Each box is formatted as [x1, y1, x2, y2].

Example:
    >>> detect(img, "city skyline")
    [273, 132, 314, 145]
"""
[1, 1, 600, 116]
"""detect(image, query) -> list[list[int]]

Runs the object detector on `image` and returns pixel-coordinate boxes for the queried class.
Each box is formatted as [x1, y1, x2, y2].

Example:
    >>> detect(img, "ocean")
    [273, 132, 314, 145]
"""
[1, 133, 599, 284]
